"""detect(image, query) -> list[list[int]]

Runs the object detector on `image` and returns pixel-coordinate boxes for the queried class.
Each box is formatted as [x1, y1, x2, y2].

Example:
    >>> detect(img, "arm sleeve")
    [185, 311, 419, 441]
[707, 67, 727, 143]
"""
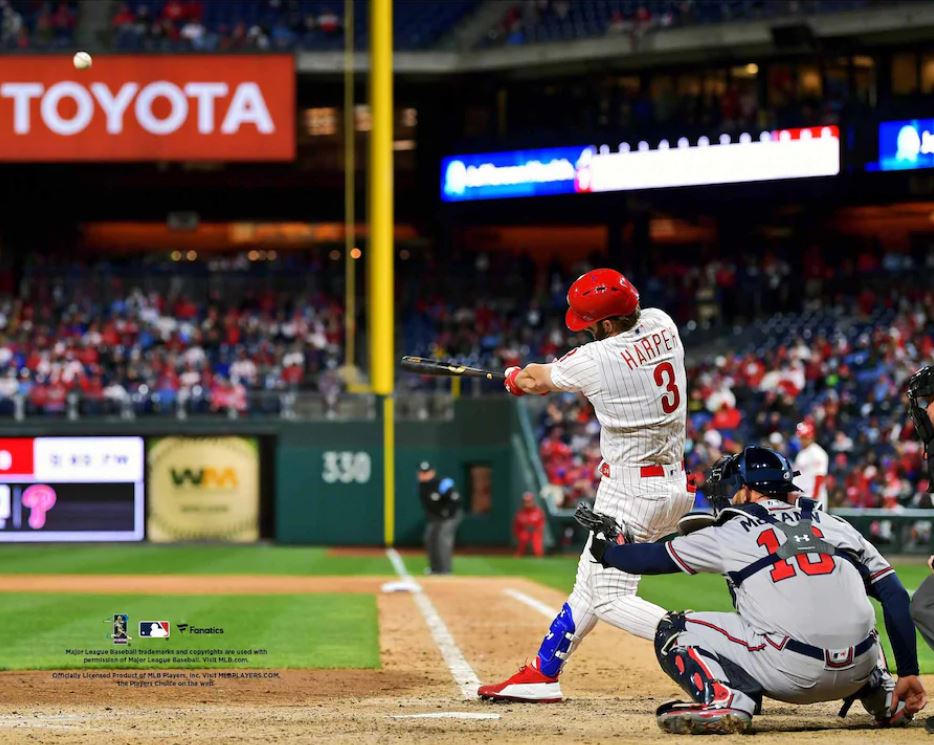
[874, 572, 920, 677]
[663, 528, 727, 575]
[601, 542, 680, 575]
[549, 345, 599, 395]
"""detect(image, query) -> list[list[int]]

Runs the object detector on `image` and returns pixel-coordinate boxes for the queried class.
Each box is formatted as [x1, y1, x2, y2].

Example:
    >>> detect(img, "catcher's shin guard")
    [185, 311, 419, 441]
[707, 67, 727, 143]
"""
[536, 603, 580, 677]
[654, 613, 756, 734]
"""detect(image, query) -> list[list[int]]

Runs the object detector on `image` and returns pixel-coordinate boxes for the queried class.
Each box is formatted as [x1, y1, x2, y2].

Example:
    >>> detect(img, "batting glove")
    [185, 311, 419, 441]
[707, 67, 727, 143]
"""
[504, 366, 525, 397]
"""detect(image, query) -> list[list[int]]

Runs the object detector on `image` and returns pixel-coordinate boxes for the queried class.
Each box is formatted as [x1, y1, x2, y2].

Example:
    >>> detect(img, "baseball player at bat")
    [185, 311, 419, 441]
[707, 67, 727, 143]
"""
[588, 445, 926, 734]
[479, 269, 695, 703]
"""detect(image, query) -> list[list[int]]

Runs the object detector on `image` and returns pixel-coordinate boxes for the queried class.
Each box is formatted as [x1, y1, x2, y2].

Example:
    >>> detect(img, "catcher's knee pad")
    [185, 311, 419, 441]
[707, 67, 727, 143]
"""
[536, 603, 579, 677]
[654, 611, 688, 662]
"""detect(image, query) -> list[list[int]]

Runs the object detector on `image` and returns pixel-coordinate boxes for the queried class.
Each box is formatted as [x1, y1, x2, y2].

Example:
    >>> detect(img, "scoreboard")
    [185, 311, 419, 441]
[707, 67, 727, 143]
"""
[0, 437, 144, 542]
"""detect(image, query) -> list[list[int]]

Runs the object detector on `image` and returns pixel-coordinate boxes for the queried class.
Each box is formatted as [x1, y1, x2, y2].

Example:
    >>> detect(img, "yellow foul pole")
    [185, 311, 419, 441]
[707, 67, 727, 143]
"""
[343, 0, 356, 369]
[368, 0, 395, 545]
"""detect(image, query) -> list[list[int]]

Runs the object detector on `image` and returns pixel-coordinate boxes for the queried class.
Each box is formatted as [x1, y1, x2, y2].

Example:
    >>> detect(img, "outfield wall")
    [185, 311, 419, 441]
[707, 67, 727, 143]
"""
[0, 398, 528, 546]
[2, 410, 924, 553]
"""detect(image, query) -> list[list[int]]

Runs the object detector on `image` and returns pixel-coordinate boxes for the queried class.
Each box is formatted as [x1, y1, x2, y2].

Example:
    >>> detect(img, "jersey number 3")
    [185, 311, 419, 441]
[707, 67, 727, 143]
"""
[653, 361, 681, 414]
[757, 527, 835, 582]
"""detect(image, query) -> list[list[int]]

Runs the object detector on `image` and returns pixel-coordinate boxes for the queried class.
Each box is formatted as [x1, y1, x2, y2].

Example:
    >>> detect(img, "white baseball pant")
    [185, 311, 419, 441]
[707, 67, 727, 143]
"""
[564, 463, 696, 650]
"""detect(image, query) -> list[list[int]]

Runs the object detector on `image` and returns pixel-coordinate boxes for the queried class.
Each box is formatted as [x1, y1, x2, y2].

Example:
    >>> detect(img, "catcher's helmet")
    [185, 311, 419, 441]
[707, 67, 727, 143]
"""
[705, 445, 801, 512]
[565, 269, 639, 332]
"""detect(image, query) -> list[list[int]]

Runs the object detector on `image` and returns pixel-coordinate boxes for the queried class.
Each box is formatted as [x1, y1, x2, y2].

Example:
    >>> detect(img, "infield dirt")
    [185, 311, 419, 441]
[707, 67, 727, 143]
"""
[0, 574, 923, 743]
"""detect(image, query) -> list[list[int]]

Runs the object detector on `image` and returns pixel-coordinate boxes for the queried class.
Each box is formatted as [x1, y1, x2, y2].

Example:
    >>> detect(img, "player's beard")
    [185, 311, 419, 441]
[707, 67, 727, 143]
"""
[587, 323, 609, 341]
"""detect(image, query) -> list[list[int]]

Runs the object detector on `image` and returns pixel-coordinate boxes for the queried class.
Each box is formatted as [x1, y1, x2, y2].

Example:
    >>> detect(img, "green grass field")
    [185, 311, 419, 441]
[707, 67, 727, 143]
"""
[0, 591, 378, 671]
[0, 545, 928, 672]
[0, 545, 394, 575]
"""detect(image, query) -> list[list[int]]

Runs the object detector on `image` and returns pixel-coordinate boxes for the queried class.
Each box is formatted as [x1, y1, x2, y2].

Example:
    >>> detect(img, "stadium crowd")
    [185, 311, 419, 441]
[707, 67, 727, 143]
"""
[533, 267, 933, 512]
[0, 253, 344, 417]
[482, 0, 869, 47]
[401, 241, 930, 513]
[0, 244, 929, 512]
[106, 0, 870, 54]
[1, 1, 76, 49]
[111, 0, 344, 52]
[110, 0, 476, 52]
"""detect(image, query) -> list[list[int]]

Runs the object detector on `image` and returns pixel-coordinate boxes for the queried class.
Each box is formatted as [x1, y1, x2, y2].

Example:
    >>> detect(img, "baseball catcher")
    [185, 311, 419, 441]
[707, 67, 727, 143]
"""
[588, 445, 926, 734]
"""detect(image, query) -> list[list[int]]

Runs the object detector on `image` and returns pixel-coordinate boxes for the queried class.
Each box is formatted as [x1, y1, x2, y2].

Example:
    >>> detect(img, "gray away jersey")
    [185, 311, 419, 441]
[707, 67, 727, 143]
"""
[665, 499, 893, 649]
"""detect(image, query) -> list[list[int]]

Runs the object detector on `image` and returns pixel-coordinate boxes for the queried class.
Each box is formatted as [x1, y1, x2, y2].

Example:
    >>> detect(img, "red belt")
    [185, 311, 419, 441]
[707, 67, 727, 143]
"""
[599, 463, 670, 479]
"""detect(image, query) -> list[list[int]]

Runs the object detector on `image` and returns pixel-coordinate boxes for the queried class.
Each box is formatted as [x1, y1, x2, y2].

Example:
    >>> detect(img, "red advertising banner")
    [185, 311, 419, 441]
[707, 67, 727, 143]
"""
[0, 438, 34, 478]
[0, 55, 295, 161]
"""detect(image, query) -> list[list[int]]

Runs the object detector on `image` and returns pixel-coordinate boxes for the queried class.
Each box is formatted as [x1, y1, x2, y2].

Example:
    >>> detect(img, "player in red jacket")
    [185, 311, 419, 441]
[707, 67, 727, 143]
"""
[513, 492, 545, 557]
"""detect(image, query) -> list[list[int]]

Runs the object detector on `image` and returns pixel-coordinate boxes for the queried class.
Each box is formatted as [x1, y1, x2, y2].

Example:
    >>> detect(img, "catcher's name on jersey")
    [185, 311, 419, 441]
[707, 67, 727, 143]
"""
[550, 307, 686, 466]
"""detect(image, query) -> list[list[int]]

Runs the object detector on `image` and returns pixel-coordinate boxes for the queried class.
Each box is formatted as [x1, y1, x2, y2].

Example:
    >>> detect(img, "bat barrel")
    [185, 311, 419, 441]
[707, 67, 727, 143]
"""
[399, 356, 505, 381]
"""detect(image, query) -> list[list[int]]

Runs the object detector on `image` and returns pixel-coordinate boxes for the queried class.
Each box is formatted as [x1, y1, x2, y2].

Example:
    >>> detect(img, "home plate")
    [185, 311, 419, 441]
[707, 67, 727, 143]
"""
[380, 580, 420, 593]
[391, 712, 501, 720]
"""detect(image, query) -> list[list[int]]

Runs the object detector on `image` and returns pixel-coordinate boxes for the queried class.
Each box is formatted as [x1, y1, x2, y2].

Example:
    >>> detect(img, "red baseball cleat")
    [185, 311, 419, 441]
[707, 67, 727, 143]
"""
[477, 661, 563, 703]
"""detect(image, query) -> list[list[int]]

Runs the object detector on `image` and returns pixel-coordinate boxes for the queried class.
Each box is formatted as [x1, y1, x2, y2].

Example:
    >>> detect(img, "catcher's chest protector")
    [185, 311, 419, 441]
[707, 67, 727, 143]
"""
[725, 499, 858, 588]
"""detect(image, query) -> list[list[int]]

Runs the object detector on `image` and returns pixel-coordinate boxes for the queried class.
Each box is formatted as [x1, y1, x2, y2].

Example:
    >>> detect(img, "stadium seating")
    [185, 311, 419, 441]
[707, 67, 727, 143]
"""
[111, 0, 478, 51]
[536, 298, 933, 512]
[481, 0, 870, 48]
[106, 0, 875, 52]
[1, 247, 929, 513]
[0, 253, 344, 418]
[2, 1, 77, 50]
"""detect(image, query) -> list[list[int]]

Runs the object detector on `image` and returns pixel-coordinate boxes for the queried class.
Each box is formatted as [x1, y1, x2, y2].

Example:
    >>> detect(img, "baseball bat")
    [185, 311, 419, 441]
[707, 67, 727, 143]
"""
[400, 355, 505, 381]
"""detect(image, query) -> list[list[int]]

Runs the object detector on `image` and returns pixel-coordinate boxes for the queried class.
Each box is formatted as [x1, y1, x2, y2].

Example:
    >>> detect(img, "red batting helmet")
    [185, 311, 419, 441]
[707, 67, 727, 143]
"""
[565, 269, 639, 332]
[796, 421, 815, 439]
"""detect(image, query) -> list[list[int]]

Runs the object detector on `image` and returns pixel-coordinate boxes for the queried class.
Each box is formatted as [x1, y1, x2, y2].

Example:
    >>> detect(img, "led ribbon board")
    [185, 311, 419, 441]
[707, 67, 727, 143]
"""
[441, 127, 840, 202]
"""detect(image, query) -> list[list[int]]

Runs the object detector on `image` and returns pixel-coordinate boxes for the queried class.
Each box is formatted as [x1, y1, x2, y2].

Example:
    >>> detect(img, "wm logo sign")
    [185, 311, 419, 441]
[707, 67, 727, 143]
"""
[170, 467, 238, 488]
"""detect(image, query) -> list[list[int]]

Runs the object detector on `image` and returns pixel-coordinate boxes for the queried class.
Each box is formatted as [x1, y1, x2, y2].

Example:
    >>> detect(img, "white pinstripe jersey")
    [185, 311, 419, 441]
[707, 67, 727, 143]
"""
[549, 308, 686, 466]
[794, 443, 830, 508]
[665, 500, 892, 648]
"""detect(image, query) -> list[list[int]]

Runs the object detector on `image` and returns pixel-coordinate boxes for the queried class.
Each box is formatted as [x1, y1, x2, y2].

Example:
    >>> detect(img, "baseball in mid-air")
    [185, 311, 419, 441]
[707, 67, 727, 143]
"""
[73, 51, 92, 70]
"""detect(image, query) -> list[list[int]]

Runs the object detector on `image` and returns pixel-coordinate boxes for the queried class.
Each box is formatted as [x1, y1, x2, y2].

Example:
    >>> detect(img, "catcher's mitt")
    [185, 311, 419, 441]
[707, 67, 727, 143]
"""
[574, 502, 632, 543]
[575, 503, 634, 564]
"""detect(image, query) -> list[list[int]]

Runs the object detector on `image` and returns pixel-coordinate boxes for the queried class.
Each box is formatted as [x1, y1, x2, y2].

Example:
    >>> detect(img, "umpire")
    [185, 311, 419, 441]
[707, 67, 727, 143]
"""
[907, 366, 934, 732]
[418, 462, 461, 575]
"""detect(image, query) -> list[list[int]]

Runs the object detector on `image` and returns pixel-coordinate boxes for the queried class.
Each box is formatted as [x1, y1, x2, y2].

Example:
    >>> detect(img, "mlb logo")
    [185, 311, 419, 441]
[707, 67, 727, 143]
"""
[824, 646, 854, 670]
[139, 621, 170, 639]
